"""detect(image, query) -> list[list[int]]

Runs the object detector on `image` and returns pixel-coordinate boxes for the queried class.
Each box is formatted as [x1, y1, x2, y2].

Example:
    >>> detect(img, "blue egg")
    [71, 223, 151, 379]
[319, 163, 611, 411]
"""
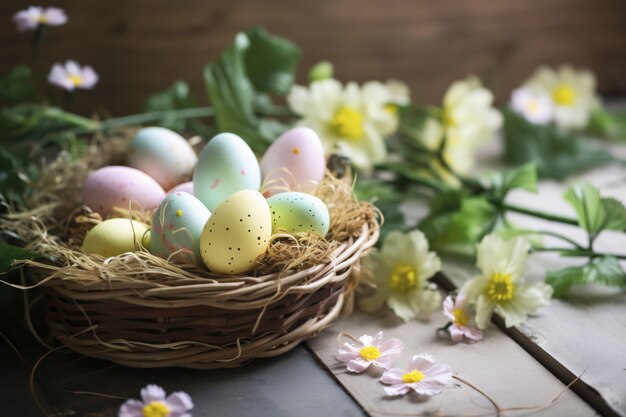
[267, 192, 330, 236]
[150, 191, 210, 265]
[193, 133, 261, 211]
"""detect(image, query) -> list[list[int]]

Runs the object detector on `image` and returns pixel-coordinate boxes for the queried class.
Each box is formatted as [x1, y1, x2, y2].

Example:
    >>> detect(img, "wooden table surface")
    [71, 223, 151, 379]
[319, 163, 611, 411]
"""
[2, 142, 626, 416]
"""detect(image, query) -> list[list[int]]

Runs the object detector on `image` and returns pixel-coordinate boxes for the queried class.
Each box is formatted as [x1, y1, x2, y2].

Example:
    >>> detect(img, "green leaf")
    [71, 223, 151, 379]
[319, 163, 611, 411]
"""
[563, 183, 626, 233]
[308, 61, 334, 83]
[563, 183, 605, 233]
[0, 66, 35, 104]
[419, 195, 497, 254]
[501, 163, 537, 193]
[244, 27, 301, 95]
[204, 30, 296, 153]
[0, 244, 38, 274]
[502, 107, 613, 179]
[546, 256, 626, 297]
[586, 109, 626, 141]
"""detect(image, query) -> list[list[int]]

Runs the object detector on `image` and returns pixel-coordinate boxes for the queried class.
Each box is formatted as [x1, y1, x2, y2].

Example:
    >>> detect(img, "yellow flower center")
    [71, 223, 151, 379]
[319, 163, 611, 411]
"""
[442, 107, 456, 128]
[36, 15, 48, 23]
[68, 74, 84, 86]
[452, 308, 469, 326]
[384, 103, 398, 115]
[359, 345, 381, 361]
[552, 84, 576, 106]
[389, 264, 418, 292]
[142, 402, 170, 417]
[402, 370, 425, 383]
[330, 106, 364, 140]
[487, 272, 514, 302]
[525, 100, 540, 114]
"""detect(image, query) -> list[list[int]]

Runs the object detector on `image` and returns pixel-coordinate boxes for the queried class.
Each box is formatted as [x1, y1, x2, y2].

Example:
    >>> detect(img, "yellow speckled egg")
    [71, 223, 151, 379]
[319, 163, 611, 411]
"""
[199, 190, 271, 274]
[82, 218, 150, 258]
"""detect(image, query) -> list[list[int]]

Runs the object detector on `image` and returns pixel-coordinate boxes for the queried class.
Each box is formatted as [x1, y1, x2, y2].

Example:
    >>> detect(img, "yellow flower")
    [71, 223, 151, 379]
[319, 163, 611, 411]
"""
[287, 78, 409, 171]
[360, 230, 442, 321]
[461, 235, 553, 329]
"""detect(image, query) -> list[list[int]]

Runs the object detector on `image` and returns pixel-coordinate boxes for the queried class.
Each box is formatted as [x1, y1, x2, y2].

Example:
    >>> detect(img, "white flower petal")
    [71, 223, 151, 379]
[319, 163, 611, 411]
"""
[347, 358, 371, 373]
[413, 381, 445, 396]
[118, 399, 144, 417]
[166, 392, 194, 414]
[383, 383, 411, 396]
[141, 384, 166, 404]
[387, 292, 417, 322]
[474, 295, 497, 330]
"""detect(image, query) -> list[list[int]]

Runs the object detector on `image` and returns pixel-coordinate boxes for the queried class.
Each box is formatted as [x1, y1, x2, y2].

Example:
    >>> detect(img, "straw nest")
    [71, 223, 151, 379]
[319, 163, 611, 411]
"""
[3, 129, 380, 368]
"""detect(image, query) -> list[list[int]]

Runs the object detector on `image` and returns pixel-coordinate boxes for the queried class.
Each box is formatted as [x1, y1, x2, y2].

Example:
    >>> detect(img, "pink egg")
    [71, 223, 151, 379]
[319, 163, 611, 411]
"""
[260, 127, 326, 196]
[167, 181, 194, 196]
[82, 166, 166, 216]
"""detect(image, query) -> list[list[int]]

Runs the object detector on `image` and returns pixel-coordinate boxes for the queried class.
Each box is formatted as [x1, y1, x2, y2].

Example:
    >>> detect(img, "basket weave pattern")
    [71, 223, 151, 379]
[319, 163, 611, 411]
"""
[36, 222, 377, 368]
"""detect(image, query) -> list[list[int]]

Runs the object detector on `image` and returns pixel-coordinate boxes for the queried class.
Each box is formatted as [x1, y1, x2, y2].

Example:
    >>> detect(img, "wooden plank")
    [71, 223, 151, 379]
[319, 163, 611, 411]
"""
[1, 287, 366, 417]
[307, 311, 598, 416]
[1, 0, 625, 114]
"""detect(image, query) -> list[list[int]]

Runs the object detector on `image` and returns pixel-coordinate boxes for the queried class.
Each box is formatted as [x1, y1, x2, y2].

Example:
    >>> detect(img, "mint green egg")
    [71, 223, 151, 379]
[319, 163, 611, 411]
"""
[267, 192, 330, 236]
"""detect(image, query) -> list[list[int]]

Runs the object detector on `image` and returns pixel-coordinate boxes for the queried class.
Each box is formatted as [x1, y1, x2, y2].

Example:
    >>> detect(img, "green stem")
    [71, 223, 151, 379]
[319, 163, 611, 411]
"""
[499, 202, 579, 226]
[41, 107, 97, 130]
[531, 230, 585, 250]
[531, 247, 626, 260]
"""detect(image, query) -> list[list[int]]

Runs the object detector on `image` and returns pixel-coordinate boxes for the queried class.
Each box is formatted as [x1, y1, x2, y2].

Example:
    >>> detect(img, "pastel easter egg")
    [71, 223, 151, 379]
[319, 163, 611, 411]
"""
[260, 127, 325, 196]
[200, 190, 271, 274]
[150, 192, 210, 265]
[193, 133, 261, 211]
[128, 127, 198, 190]
[167, 181, 194, 196]
[267, 192, 330, 236]
[82, 166, 166, 216]
[82, 218, 150, 258]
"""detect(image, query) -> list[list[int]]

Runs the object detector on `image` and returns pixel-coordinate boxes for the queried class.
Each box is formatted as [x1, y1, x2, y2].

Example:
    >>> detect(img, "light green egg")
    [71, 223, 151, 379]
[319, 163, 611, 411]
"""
[267, 192, 330, 236]
[82, 218, 150, 258]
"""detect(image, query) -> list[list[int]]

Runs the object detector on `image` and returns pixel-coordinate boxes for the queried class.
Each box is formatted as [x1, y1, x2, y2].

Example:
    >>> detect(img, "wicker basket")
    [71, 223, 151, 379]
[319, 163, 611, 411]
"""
[12, 134, 380, 369]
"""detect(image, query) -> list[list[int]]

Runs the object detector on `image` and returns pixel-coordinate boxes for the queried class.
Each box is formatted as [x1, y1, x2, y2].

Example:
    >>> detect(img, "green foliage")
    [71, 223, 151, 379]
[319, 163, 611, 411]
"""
[0, 65, 36, 104]
[419, 194, 497, 255]
[204, 28, 300, 153]
[144, 80, 196, 128]
[563, 183, 626, 233]
[308, 61, 334, 83]
[586, 109, 626, 142]
[490, 163, 538, 200]
[244, 27, 301, 95]
[503, 107, 613, 179]
[0, 244, 38, 274]
[546, 256, 626, 297]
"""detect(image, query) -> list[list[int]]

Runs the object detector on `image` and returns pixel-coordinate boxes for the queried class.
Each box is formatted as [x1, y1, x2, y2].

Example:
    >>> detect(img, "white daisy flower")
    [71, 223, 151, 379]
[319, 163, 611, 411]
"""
[510, 87, 554, 125]
[13, 6, 67, 32]
[336, 331, 404, 373]
[461, 235, 553, 329]
[287, 78, 409, 171]
[421, 77, 502, 176]
[380, 354, 452, 397]
[359, 230, 442, 321]
[524, 65, 600, 130]
[48, 60, 99, 91]
[118, 384, 193, 417]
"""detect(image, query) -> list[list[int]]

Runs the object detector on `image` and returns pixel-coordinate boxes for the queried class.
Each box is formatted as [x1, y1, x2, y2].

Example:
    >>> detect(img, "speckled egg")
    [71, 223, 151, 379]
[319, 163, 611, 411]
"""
[193, 133, 261, 211]
[200, 190, 271, 274]
[267, 192, 330, 236]
[128, 127, 198, 190]
[82, 166, 166, 216]
[167, 181, 194, 196]
[150, 192, 210, 265]
[261, 127, 325, 196]
[82, 218, 150, 258]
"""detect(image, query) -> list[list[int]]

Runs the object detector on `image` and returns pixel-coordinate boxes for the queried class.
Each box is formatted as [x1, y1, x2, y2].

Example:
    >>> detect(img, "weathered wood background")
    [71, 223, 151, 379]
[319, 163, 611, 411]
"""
[1, 0, 625, 115]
